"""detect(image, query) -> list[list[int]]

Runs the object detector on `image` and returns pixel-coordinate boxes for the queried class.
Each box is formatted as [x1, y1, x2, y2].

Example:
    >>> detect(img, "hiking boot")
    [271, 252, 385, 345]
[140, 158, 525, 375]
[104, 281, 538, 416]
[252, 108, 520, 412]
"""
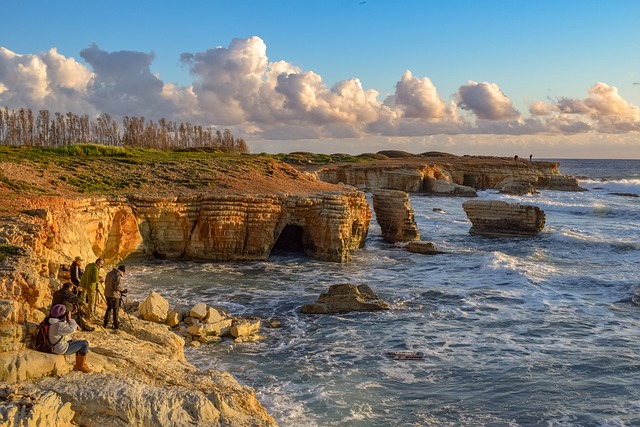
[83, 325, 95, 332]
[73, 353, 92, 373]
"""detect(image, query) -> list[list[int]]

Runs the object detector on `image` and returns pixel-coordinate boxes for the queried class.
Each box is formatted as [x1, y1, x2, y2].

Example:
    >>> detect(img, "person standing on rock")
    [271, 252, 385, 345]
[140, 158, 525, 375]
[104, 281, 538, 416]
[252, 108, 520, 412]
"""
[103, 265, 127, 330]
[48, 303, 92, 373]
[70, 256, 83, 287]
[80, 258, 104, 316]
[52, 282, 95, 331]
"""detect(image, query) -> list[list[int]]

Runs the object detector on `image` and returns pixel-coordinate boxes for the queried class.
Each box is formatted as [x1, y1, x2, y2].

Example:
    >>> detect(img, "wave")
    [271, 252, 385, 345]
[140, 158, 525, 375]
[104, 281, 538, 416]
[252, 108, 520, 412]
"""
[579, 178, 640, 195]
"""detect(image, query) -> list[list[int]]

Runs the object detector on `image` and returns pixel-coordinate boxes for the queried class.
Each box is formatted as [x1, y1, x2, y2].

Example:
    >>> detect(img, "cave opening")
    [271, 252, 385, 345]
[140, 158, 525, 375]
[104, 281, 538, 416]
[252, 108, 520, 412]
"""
[271, 224, 305, 256]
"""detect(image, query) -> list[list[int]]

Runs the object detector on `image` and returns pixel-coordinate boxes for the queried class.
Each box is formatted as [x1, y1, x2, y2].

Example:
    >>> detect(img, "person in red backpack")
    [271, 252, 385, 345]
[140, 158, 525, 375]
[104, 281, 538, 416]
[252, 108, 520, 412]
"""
[48, 304, 92, 373]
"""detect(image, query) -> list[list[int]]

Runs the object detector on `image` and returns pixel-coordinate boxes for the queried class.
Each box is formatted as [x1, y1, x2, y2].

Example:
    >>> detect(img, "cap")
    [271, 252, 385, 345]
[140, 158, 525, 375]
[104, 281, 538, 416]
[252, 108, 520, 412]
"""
[117, 265, 126, 273]
[50, 304, 67, 317]
[74, 256, 83, 262]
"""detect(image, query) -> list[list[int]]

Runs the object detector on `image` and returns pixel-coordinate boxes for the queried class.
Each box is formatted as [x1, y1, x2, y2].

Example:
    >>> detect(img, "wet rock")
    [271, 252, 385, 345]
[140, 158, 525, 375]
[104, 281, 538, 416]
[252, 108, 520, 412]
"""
[300, 284, 390, 314]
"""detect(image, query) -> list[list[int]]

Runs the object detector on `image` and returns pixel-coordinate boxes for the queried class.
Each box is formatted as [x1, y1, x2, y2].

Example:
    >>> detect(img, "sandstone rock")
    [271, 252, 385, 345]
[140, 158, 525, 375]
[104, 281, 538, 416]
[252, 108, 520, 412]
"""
[372, 189, 420, 243]
[138, 291, 169, 323]
[316, 155, 585, 193]
[300, 284, 390, 314]
[165, 309, 181, 327]
[0, 350, 71, 383]
[204, 307, 223, 324]
[498, 180, 538, 195]
[189, 302, 208, 319]
[406, 241, 442, 255]
[462, 200, 546, 237]
[0, 389, 76, 427]
[230, 320, 261, 339]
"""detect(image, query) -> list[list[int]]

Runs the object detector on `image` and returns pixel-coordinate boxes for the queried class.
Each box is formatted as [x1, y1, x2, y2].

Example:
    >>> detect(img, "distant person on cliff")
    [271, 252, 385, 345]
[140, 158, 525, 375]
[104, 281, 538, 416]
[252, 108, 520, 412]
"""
[70, 256, 83, 287]
[52, 282, 95, 331]
[80, 258, 104, 316]
[103, 265, 127, 330]
[529, 154, 533, 162]
[514, 155, 519, 163]
[48, 303, 92, 373]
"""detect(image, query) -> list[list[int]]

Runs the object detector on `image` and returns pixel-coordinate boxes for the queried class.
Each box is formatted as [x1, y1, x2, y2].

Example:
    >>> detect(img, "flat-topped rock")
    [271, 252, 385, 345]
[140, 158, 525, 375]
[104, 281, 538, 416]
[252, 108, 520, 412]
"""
[462, 200, 546, 237]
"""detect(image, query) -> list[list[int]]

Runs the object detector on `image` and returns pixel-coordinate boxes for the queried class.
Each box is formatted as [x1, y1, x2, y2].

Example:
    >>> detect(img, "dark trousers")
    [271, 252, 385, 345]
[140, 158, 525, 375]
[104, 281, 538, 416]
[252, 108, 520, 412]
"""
[104, 297, 120, 329]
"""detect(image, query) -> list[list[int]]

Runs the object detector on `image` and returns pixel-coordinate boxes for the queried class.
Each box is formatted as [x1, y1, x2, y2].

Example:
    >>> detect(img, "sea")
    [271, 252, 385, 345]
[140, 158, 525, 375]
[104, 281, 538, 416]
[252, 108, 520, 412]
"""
[125, 159, 640, 427]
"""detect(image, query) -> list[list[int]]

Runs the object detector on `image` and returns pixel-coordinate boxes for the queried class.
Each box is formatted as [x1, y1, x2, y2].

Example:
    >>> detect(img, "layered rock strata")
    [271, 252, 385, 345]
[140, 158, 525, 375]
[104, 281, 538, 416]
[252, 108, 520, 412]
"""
[133, 191, 371, 263]
[371, 189, 419, 243]
[462, 200, 546, 237]
[315, 155, 583, 195]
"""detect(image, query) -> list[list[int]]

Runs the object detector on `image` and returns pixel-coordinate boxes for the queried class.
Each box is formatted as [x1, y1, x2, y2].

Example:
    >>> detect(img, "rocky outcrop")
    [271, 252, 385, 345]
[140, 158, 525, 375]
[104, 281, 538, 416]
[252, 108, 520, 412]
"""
[406, 241, 442, 255]
[300, 284, 390, 314]
[371, 189, 419, 243]
[462, 200, 546, 237]
[314, 155, 584, 194]
[132, 191, 371, 263]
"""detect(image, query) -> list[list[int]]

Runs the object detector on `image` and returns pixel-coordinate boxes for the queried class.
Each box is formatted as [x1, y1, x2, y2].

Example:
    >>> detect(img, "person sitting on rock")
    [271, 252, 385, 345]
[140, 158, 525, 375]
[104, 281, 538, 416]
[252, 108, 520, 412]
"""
[52, 282, 94, 332]
[48, 303, 92, 373]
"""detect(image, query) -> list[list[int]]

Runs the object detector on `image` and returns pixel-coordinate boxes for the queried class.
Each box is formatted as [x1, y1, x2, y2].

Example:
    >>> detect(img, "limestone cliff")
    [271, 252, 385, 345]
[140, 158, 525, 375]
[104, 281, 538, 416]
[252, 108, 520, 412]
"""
[133, 191, 370, 263]
[314, 155, 583, 194]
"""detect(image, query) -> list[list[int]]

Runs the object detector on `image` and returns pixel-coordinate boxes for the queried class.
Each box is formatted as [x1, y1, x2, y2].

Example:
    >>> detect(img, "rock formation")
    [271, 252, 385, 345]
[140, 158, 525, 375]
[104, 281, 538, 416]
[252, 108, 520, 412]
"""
[372, 189, 419, 243]
[314, 154, 584, 195]
[462, 200, 546, 237]
[300, 284, 390, 314]
[406, 241, 442, 255]
[133, 191, 371, 263]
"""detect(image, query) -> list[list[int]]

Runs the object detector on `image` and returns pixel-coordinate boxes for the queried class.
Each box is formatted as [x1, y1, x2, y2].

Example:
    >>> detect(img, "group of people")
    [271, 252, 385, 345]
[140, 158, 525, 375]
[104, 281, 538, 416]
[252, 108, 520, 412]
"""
[45, 256, 129, 373]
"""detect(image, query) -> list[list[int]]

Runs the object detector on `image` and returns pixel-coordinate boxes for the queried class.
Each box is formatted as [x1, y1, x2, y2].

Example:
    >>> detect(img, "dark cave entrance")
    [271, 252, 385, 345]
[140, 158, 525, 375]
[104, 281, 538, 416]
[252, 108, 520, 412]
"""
[271, 224, 305, 255]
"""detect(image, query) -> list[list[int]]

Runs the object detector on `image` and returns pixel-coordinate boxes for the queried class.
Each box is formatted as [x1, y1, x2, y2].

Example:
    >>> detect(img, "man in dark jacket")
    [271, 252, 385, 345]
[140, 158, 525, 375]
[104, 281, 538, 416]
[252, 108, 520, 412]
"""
[70, 256, 83, 287]
[51, 282, 95, 331]
[103, 265, 127, 330]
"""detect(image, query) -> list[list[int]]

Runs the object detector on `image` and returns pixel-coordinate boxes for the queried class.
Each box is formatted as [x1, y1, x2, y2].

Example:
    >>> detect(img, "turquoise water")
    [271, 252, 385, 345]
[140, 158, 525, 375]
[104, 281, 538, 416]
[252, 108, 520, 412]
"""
[126, 160, 640, 426]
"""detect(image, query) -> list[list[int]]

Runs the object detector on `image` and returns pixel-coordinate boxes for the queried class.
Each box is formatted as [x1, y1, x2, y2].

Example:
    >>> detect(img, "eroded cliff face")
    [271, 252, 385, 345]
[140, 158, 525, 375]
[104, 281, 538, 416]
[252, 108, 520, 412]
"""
[315, 156, 583, 194]
[133, 190, 371, 263]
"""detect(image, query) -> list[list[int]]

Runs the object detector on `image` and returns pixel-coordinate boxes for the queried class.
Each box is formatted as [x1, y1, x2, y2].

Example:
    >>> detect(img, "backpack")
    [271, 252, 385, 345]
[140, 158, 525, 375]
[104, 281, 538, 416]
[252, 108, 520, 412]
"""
[34, 319, 62, 353]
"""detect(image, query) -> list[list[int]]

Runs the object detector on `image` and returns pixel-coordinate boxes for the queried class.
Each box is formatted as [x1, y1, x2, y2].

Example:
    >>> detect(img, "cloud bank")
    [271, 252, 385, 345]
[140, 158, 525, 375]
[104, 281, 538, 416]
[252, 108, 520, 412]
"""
[2, 36, 640, 146]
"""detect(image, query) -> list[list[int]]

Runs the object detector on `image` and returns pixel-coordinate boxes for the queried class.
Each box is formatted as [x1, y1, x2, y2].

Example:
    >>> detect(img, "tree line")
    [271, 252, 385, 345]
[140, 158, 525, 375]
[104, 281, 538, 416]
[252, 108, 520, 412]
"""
[0, 107, 249, 153]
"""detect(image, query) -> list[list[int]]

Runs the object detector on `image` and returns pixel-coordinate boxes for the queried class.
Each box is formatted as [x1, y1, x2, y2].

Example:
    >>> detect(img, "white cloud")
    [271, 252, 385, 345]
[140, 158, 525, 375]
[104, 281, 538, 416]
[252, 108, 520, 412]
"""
[457, 81, 520, 120]
[386, 70, 447, 120]
[1, 37, 640, 154]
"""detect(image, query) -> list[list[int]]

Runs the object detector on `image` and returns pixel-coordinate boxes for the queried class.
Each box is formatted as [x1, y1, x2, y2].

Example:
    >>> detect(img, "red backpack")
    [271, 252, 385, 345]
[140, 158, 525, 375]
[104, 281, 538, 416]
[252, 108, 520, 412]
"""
[34, 319, 62, 353]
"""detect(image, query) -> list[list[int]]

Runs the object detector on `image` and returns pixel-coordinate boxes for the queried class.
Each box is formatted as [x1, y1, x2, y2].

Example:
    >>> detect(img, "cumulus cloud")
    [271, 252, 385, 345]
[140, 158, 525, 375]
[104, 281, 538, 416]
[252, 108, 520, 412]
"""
[0, 47, 94, 113]
[555, 82, 640, 132]
[80, 43, 178, 119]
[457, 81, 520, 120]
[2, 37, 640, 147]
[385, 70, 447, 120]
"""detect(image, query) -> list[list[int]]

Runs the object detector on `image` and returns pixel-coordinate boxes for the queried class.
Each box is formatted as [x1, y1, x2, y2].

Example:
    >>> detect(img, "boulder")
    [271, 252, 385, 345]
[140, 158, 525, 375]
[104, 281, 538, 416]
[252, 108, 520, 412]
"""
[406, 241, 442, 255]
[230, 320, 261, 339]
[300, 284, 390, 314]
[498, 180, 538, 195]
[189, 302, 208, 320]
[165, 309, 181, 327]
[203, 307, 223, 324]
[462, 200, 546, 237]
[138, 291, 169, 323]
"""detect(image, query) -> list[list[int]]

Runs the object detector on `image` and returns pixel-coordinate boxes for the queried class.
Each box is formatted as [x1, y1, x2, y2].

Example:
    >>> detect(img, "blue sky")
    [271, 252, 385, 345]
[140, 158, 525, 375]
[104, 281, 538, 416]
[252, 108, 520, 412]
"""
[2, 0, 640, 157]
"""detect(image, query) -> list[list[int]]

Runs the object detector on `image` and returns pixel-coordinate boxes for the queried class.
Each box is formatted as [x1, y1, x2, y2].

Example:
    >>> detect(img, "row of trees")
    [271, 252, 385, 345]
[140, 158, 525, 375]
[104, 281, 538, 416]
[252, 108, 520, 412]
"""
[0, 107, 249, 153]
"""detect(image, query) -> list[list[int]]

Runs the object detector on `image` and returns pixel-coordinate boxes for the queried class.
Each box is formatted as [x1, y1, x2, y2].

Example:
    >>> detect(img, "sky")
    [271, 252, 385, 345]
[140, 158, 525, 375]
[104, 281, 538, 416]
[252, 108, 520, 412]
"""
[2, 0, 640, 158]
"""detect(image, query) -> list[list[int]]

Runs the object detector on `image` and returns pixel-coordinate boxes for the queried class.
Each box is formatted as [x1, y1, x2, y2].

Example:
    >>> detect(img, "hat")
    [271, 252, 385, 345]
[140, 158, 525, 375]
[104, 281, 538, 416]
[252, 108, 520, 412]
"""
[117, 265, 126, 273]
[74, 256, 83, 262]
[50, 304, 67, 317]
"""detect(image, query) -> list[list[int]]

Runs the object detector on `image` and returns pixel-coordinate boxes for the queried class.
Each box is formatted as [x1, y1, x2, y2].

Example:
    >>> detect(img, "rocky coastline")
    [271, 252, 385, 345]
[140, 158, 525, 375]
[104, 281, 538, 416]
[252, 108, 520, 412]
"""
[0, 148, 585, 426]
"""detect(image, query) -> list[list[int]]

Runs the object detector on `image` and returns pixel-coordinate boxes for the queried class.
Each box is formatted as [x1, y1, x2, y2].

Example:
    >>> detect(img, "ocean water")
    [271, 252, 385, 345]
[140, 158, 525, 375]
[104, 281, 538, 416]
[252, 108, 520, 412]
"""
[125, 159, 640, 426]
